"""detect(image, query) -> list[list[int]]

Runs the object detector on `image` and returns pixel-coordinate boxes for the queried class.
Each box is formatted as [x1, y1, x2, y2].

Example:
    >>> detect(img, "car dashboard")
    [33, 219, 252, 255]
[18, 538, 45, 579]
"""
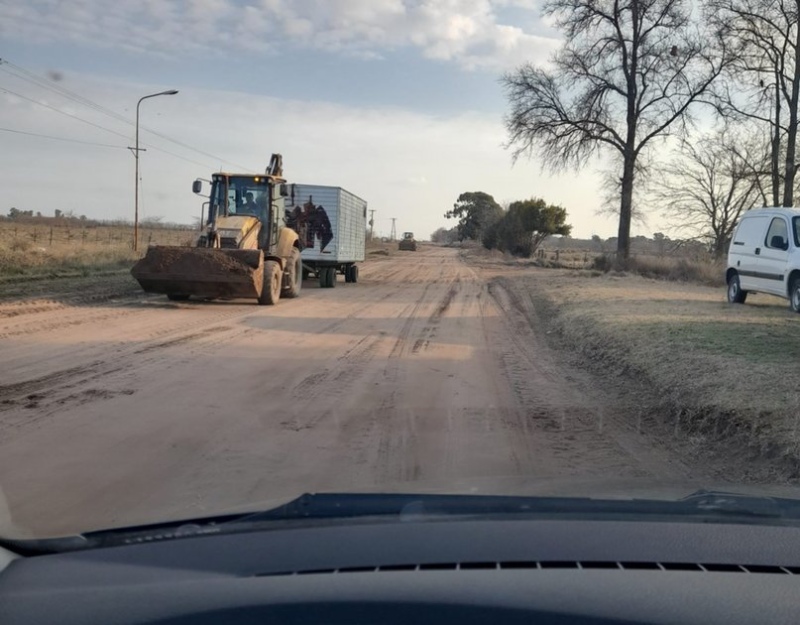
[2, 516, 800, 624]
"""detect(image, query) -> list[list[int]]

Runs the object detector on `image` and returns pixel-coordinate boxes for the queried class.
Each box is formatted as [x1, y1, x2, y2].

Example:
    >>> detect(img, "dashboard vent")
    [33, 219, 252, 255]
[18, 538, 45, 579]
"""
[256, 561, 799, 577]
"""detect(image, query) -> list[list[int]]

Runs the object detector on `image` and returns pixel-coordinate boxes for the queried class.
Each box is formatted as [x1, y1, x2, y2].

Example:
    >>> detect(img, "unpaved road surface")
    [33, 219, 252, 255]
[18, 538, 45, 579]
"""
[1, 247, 719, 536]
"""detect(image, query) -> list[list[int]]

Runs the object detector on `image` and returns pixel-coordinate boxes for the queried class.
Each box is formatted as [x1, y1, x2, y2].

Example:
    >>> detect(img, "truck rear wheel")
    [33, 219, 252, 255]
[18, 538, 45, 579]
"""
[283, 248, 302, 298]
[258, 260, 282, 305]
[344, 265, 359, 283]
[319, 267, 335, 289]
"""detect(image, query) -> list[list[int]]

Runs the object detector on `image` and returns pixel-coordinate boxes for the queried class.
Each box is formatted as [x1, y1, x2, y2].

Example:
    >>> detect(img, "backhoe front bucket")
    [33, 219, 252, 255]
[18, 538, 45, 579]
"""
[131, 246, 264, 300]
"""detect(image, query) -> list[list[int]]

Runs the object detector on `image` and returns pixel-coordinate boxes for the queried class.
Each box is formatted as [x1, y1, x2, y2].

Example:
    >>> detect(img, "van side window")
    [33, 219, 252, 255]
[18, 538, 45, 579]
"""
[794, 216, 800, 247]
[765, 217, 789, 249]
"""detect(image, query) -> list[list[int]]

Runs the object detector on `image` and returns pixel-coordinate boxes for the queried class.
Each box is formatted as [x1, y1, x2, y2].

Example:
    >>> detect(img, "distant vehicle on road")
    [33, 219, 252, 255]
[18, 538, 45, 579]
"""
[398, 232, 417, 251]
[726, 207, 800, 312]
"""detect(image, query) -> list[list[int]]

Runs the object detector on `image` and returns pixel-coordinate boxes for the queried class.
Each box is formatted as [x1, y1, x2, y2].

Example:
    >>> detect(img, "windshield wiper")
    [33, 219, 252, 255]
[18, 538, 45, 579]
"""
[5, 489, 800, 555]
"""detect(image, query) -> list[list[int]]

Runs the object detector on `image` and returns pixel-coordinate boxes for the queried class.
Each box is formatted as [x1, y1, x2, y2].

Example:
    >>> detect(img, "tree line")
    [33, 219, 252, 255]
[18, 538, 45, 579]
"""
[3, 207, 188, 230]
[500, 0, 800, 261]
[441, 191, 571, 257]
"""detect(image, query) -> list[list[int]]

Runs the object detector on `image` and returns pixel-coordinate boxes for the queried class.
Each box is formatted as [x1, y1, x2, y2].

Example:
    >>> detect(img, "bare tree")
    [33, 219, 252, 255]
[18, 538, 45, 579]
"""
[708, 0, 799, 206]
[652, 128, 766, 256]
[502, 0, 726, 261]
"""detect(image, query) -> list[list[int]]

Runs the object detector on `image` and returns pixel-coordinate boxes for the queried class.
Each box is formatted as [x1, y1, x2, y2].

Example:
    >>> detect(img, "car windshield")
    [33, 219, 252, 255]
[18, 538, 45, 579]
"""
[2, 2, 800, 542]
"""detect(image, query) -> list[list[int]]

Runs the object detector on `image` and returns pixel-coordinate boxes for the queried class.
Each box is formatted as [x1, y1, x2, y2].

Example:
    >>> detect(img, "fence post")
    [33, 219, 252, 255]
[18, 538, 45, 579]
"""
[49, 227, 53, 245]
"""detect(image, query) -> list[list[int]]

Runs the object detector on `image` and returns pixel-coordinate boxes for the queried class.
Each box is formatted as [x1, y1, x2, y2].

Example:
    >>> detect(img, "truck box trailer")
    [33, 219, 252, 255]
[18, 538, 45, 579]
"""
[286, 184, 367, 288]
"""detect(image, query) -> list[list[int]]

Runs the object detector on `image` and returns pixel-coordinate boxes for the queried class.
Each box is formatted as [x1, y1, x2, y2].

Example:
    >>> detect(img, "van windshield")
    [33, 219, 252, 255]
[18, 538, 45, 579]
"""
[794, 217, 800, 247]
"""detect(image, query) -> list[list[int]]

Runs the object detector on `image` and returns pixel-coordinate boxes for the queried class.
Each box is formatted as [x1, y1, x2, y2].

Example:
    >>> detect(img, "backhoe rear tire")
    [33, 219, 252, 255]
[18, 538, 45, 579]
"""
[258, 260, 282, 305]
[283, 248, 302, 299]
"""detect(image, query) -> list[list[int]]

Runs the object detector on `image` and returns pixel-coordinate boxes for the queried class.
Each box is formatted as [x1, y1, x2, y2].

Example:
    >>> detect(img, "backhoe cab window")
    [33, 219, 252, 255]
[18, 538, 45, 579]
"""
[209, 177, 270, 221]
[227, 177, 270, 217]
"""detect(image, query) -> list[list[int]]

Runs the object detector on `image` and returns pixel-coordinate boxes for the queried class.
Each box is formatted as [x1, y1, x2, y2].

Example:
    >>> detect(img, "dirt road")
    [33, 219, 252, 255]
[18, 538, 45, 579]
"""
[1, 247, 714, 537]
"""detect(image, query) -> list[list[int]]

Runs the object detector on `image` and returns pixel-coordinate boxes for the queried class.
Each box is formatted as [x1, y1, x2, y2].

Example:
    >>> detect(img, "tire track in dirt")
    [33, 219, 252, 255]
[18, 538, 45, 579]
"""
[368, 254, 468, 483]
[0, 247, 717, 537]
[485, 276, 692, 480]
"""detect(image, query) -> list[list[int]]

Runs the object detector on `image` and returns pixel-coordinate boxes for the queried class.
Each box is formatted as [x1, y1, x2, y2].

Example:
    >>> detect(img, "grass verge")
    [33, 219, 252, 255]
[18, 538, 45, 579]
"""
[0, 240, 140, 281]
[504, 269, 800, 479]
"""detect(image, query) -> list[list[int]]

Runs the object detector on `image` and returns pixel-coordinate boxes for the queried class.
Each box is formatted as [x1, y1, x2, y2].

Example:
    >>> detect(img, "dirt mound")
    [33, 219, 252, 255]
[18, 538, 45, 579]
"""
[133, 247, 259, 277]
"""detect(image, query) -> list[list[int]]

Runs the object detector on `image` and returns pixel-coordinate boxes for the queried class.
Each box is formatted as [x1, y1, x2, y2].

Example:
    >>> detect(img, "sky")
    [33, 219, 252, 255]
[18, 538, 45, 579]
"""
[0, 0, 645, 239]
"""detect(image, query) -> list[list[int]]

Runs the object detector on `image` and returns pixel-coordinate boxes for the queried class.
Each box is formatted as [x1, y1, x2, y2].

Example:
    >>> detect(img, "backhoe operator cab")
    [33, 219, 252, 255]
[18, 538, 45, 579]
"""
[193, 174, 291, 251]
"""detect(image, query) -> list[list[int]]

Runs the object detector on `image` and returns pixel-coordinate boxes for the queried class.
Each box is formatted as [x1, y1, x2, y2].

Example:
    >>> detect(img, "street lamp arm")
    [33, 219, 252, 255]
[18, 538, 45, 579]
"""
[133, 89, 178, 252]
[137, 89, 179, 108]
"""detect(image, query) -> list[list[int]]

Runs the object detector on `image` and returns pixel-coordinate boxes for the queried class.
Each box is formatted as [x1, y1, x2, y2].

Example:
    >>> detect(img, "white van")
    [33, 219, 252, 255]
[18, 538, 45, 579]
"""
[726, 207, 800, 312]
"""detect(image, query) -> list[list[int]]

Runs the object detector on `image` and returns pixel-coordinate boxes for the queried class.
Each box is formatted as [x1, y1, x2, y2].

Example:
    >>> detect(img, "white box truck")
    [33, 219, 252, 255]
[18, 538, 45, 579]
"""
[286, 184, 367, 288]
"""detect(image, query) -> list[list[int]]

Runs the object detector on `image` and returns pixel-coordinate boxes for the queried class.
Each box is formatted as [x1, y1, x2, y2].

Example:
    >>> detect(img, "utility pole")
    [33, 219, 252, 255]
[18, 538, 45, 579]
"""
[369, 209, 376, 241]
[390, 218, 397, 242]
[130, 89, 178, 252]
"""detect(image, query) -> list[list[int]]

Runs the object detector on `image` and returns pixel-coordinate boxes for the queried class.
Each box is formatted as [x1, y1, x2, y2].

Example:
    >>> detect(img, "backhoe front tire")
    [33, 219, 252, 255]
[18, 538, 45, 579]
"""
[258, 260, 282, 305]
[283, 248, 302, 299]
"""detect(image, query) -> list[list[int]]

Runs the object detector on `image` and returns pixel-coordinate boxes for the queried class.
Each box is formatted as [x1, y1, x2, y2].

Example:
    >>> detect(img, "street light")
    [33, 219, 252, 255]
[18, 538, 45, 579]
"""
[133, 89, 178, 252]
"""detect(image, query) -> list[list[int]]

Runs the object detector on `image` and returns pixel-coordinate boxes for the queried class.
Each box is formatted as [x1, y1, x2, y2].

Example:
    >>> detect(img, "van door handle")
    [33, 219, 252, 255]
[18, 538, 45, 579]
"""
[755, 247, 761, 255]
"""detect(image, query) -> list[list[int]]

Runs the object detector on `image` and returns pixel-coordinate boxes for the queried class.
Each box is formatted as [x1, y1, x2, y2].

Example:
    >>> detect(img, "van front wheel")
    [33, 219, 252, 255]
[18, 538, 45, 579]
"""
[790, 278, 800, 313]
[727, 273, 747, 304]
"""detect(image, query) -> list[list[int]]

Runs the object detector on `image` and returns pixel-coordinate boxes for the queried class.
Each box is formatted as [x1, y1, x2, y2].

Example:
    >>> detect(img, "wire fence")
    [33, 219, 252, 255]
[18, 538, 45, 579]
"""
[0, 223, 196, 249]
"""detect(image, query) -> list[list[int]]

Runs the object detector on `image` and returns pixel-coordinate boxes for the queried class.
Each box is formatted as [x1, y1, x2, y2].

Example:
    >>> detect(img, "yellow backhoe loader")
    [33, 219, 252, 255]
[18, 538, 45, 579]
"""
[131, 154, 303, 305]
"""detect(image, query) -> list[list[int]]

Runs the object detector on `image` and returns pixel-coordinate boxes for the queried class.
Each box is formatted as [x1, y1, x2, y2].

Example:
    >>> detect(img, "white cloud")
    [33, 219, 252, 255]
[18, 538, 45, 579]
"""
[0, 72, 620, 239]
[0, 0, 558, 70]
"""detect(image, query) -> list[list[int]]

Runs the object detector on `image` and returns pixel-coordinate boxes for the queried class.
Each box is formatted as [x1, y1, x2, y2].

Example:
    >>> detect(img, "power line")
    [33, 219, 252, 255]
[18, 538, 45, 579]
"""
[0, 86, 131, 139]
[0, 63, 132, 126]
[0, 86, 214, 168]
[0, 58, 254, 172]
[0, 126, 128, 149]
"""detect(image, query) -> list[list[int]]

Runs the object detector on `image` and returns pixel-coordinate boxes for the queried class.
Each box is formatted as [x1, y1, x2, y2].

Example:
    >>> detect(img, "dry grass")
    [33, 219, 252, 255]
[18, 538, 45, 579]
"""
[470, 245, 723, 284]
[0, 222, 195, 280]
[504, 269, 800, 477]
[592, 254, 726, 286]
[0, 240, 139, 279]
